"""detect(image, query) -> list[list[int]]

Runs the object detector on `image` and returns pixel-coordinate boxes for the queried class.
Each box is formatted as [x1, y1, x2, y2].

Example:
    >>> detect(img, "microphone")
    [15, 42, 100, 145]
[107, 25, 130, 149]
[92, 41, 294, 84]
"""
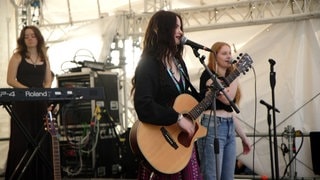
[72, 60, 84, 66]
[269, 58, 276, 66]
[229, 59, 237, 64]
[260, 99, 280, 113]
[180, 36, 212, 52]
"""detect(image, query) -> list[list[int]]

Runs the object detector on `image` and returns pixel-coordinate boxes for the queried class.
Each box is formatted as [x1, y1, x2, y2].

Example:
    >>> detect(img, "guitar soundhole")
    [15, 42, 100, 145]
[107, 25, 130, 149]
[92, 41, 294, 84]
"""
[178, 123, 199, 147]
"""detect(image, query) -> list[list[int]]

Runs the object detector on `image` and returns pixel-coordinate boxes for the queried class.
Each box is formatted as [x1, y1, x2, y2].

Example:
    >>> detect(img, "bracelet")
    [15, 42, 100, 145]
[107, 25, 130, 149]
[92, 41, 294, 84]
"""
[177, 113, 184, 122]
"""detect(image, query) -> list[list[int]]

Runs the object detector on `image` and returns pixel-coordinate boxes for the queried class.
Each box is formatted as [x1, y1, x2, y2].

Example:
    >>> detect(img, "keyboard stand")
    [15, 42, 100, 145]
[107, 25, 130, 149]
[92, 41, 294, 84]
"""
[2, 103, 52, 180]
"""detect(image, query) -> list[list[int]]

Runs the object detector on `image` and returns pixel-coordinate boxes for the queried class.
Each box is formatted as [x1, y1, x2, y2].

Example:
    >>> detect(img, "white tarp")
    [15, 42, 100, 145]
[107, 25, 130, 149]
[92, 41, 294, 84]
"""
[225, 19, 320, 177]
[172, 19, 320, 178]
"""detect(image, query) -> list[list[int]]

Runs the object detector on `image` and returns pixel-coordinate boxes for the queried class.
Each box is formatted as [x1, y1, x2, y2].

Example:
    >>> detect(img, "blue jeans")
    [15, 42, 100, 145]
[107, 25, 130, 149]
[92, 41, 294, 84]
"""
[197, 114, 236, 180]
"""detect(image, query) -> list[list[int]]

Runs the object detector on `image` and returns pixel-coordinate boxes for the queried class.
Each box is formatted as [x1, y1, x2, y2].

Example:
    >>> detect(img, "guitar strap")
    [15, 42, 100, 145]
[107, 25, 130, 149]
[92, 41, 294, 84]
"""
[175, 59, 201, 101]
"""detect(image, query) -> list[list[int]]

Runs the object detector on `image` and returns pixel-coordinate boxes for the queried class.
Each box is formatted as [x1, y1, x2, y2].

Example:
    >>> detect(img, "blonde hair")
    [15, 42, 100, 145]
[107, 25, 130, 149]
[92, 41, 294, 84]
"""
[208, 42, 241, 104]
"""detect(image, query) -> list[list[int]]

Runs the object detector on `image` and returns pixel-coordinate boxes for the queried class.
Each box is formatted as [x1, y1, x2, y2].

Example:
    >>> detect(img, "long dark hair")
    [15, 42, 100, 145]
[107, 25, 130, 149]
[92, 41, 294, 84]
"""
[131, 10, 184, 95]
[142, 10, 184, 61]
[16, 25, 47, 63]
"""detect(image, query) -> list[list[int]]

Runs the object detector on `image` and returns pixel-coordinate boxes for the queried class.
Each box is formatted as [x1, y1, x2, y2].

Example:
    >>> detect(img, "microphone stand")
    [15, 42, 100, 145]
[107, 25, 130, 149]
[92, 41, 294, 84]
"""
[192, 48, 240, 113]
[269, 59, 280, 180]
[260, 101, 275, 180]
[192, 48, 239, 180]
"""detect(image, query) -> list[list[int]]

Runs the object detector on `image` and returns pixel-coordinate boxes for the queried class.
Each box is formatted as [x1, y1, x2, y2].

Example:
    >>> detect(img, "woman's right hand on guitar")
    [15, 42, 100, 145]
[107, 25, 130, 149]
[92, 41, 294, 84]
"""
[177, 116, 195, 138]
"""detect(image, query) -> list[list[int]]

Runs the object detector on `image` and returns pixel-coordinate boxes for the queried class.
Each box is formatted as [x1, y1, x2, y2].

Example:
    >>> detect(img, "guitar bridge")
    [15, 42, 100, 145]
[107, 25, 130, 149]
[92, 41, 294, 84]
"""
[160, 127, 179, 149]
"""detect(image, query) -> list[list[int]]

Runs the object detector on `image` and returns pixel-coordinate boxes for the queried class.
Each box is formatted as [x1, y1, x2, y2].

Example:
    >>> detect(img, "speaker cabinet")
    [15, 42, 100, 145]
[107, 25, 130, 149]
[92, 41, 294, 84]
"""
[95, 128, 138, 178]
[94, 72, 120, 124]
[95, 137, 121, 178]
[56, 71, 120, 126]
[310, 131, 320, 175]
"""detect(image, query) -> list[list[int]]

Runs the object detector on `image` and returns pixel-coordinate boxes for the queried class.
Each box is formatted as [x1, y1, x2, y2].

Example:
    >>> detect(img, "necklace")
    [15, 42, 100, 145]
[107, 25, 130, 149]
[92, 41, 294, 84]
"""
[29, 55, 39, 68]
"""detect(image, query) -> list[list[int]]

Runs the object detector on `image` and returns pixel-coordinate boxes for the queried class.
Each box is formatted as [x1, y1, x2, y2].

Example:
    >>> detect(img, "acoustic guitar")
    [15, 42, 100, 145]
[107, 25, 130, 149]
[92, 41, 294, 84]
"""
[129, 53, 253, 174]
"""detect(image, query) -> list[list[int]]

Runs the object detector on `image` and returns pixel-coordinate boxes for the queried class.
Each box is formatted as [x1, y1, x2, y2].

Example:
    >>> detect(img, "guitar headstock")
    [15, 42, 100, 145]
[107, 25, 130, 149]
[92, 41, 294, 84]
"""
[235, 53, 253, 75]
[44, 112, 59, 137]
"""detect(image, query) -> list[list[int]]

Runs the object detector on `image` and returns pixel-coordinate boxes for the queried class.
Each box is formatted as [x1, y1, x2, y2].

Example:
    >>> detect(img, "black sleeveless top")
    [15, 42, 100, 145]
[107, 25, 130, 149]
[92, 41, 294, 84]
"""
[199, 69, 234, 112]
[17, 57, 46, 87]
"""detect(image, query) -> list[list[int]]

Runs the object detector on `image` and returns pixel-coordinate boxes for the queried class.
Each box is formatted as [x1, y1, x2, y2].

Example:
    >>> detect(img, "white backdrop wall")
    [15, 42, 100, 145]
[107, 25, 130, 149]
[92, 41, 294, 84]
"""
[232, 19, 320, 178]
[0, 0, 319, 177]
[0, 0, 16, 174]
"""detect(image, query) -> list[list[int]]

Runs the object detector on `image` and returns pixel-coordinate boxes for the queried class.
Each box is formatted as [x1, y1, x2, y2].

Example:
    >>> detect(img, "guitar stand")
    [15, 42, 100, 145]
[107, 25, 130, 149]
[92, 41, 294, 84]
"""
[2, 103, 52, 180]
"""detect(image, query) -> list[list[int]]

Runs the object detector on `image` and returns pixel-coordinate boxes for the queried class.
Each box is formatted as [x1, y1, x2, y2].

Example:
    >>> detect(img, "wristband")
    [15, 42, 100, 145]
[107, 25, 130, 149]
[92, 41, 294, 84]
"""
[177, 113, 183, 122]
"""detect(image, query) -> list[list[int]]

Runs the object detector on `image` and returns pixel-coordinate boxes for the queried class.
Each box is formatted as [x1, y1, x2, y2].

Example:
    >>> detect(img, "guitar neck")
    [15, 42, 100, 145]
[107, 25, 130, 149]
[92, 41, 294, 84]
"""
[188, 65, 245, 120]
[223, 69, 240, 86]
[188, 91, 214, 120]
[51, 136, 62, 180]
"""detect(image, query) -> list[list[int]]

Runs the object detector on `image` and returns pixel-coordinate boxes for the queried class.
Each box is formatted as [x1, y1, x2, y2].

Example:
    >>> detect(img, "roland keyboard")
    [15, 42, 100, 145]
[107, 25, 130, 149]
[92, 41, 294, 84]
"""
[0, 87, 105, 102]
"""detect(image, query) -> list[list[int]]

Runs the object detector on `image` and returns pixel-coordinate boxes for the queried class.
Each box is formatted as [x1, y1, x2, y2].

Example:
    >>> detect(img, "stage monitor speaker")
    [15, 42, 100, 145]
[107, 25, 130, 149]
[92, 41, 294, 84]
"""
[94, 72, 120, 124]
[95, 128, 138, 178]
[310, 131, 320, 175]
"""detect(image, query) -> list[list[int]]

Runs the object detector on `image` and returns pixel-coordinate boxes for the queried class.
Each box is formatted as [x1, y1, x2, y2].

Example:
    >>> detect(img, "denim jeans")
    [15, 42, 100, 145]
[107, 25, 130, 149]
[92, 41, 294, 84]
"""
[197, 114, 236, 180]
